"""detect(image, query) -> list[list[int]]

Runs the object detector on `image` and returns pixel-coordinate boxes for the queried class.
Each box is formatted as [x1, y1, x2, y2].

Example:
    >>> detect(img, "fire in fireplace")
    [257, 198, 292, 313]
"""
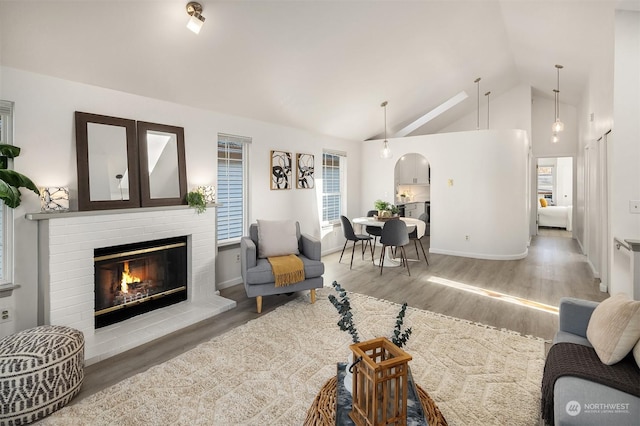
[94, 236, 188, 328]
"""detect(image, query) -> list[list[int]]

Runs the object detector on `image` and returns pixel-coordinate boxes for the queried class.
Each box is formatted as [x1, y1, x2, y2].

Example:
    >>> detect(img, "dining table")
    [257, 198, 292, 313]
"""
[352, 216, 426, 267]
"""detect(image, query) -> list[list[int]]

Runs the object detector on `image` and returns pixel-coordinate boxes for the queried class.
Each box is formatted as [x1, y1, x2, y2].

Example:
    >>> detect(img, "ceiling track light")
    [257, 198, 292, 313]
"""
[186, 2, 205, 34]
[380, 101, 392, 159]
[552, 64, 564, 134]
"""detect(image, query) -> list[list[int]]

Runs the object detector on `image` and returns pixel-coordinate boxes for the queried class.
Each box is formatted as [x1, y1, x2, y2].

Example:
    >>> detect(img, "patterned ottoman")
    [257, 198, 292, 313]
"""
[0, 325, 84, 425]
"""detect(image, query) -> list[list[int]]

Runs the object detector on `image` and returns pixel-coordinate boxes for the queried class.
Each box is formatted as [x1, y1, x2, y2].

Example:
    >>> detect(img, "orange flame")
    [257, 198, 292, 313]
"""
[121, 261, 141, 294]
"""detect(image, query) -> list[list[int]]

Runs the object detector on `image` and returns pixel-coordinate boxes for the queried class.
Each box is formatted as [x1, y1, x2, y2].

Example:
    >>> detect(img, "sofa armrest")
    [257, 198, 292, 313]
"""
[558, 297, 599, 338]
[300, 233, 321, 261]
[240, 236, 257, 280]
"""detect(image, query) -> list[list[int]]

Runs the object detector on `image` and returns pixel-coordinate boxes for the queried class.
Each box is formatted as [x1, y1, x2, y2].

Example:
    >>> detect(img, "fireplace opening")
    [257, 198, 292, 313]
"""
[94, 236, 188, 328]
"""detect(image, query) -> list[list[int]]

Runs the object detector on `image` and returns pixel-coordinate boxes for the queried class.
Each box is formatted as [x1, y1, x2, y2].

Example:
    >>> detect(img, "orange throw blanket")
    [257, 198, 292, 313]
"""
[268, 254, 305, 287]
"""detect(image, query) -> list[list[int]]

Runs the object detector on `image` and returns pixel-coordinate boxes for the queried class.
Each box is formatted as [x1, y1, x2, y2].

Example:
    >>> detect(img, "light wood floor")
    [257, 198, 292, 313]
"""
[74, 231, 606, 404]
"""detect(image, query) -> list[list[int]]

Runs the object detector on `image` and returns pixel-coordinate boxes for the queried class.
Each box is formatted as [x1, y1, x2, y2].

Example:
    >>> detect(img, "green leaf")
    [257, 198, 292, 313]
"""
[0, 180, 21, 208]
[0, 169, 39, 194]
[0, 144, 21, 159]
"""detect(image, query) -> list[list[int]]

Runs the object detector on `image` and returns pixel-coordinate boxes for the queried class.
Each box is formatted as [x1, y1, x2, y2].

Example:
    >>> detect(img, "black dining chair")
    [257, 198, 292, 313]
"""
[339, 215, 374, 269]
[408, 212, 429, 264]
[379, 219, 410, 276]
[366, 210, 383, 256]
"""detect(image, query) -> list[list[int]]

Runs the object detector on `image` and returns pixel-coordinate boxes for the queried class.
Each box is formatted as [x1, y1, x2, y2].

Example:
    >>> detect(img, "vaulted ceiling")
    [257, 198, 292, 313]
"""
[0, 1, 634, 141]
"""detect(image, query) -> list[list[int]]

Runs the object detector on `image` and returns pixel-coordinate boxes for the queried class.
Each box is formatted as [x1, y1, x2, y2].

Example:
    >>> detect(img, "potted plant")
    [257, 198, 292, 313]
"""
[0, 143, 39, 208]
[374, 199, 390, 218]
[388, 204, 400, 216]
[186, 190, 206, 214]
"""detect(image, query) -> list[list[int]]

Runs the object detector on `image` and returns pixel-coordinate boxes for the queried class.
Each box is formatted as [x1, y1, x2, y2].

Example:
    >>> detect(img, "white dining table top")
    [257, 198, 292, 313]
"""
[352, 216, 426, 238]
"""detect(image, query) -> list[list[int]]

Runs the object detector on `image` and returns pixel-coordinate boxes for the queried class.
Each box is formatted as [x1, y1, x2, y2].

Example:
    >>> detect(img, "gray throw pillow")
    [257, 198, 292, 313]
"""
[257, 220, 299, 258]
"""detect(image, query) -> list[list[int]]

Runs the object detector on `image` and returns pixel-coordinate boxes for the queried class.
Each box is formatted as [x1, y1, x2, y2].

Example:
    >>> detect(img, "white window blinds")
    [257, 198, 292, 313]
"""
[217, 133, 251, 243]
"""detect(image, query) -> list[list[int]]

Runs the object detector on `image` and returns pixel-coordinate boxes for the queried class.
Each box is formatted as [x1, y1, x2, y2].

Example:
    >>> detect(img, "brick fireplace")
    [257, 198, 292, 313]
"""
[28, 206, 236, 365]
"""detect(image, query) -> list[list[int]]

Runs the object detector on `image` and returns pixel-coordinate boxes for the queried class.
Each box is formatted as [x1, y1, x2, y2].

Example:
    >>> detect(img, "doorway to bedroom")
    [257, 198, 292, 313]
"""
[536, 157, 573, 237]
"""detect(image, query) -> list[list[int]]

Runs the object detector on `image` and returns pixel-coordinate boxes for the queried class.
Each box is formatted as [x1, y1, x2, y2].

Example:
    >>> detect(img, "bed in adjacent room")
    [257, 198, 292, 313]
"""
[538, 199, 572, 231]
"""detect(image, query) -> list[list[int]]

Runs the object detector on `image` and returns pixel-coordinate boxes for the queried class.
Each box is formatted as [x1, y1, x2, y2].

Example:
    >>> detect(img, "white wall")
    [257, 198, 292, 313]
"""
[362, 129, 530, 260]
[438, 84, 533, 140]
[610, 10, 640, 298]
[555, 157, 574, 207]
[0, 66, 361, 332]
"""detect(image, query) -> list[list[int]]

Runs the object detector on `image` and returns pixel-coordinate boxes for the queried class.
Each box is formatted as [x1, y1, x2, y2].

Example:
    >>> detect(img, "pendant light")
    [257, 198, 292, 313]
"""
[380, 101, 392, 159]
[474, 77, 481, 130]
[551, 64, 564, 133]
[484, 91, 491, 129]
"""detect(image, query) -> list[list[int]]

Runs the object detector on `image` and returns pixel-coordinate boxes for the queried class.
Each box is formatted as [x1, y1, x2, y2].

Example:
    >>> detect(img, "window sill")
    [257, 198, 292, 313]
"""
[0, 283, 21, 298]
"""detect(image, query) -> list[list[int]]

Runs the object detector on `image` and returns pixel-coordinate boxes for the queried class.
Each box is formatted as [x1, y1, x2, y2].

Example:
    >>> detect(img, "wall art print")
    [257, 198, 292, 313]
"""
[270, 150, 292, 190]
[296, 153, 315, 189]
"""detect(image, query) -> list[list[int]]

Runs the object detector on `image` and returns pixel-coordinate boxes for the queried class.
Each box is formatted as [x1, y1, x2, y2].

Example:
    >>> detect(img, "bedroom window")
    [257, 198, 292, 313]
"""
[537, 165, 554, 203]
[0, 100, 15, 284]
[322, 151, 346, 225]
[217, 133, 251, 244]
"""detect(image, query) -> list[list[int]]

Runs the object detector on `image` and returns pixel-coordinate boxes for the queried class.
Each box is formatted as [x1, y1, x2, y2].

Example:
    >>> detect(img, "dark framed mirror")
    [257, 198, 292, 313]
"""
[75, 112, 141, 211]
[137, 121, 187, 207]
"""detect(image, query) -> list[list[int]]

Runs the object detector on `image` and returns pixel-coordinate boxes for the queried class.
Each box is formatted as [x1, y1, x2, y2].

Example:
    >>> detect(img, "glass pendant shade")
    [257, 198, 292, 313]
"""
[380, 140, 392, 159]
[552, 119, 564, 133]
[551, 132, 559, 144]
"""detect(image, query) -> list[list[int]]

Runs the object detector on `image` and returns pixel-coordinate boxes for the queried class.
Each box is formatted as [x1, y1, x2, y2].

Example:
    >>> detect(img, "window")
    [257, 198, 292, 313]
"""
[537, 165, 554, 202]
[322, 151, 346, 224]
[0, 100, 15, 284]
[217, 133, 250, 244]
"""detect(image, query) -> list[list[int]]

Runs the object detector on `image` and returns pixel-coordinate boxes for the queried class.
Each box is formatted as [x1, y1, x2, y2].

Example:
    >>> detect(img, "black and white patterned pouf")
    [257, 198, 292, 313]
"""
[0, 325, 84, 425]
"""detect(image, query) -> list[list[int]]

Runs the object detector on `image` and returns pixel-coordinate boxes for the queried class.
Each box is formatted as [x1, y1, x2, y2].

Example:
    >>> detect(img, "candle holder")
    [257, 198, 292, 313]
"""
[40, 187, 69, 212]
[349, 337, 412, 426]
[197, 185, 215, 204]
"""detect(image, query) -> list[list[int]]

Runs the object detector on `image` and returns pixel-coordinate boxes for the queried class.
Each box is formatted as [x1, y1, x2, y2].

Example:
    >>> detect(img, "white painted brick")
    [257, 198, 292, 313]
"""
[50, 266, 93, 283]
[37, 207, 230, 362]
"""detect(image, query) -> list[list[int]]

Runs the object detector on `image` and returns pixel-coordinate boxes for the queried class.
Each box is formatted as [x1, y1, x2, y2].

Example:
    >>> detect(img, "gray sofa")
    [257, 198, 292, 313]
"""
[548, 297, 640, 425]
[240, 222, 324, 313]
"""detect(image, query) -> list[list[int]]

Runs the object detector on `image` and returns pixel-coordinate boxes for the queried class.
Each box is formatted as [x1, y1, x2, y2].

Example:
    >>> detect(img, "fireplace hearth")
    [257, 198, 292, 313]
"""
[94, 236, 188, 328]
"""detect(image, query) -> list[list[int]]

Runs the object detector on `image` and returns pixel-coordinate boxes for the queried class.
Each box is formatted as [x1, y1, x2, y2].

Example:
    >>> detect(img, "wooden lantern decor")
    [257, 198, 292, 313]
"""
[349, 337, 413, 426]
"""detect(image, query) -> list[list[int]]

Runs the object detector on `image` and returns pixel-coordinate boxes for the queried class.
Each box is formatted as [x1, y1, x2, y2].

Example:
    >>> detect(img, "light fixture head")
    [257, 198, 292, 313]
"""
[379, 101, 392, 159]
[380, 140, 393, 159]
[186, 2, 205, 34]
[551, 65, 564, 136]
[551, 132, 559, 144]
[552, 118, 565, 133]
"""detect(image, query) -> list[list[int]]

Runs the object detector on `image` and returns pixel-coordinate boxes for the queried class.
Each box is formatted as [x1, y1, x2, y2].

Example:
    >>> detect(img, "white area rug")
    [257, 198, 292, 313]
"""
[42, 288, 546, 425]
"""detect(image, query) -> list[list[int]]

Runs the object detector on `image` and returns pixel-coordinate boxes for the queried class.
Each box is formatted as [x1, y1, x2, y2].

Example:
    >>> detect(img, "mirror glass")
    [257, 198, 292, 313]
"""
[75, 111, 140, 211]
[146, 130, 180, 199]
[87, 123, 130, 201]
[137, 121, 187, 207]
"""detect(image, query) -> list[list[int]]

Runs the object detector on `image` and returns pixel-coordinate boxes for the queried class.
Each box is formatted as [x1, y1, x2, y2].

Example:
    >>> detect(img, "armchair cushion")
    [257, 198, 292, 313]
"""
[244, 254, 324, 285]
[256, 219, 300, 258]
[586, 293, 640, 365]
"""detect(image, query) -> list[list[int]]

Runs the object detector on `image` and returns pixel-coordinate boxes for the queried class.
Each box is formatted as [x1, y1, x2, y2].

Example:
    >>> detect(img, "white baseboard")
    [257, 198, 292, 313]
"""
[429, 247, 528, 260]
[217, 277, 243, 290]
[321, 247, 343, 257]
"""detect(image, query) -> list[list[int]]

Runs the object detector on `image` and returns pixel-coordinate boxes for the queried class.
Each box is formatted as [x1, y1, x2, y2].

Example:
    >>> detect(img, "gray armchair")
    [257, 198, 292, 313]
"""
[240, 222, 324, 313]
[544, 297, 640, 425]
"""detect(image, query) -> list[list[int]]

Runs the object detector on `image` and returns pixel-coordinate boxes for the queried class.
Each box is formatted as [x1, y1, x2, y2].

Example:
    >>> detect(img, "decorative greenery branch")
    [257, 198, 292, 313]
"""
[328, 281, 360, 344]
[328, 281, 412, 348]
[391, 303, 412, 348]
[186, 190, 206, 214]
